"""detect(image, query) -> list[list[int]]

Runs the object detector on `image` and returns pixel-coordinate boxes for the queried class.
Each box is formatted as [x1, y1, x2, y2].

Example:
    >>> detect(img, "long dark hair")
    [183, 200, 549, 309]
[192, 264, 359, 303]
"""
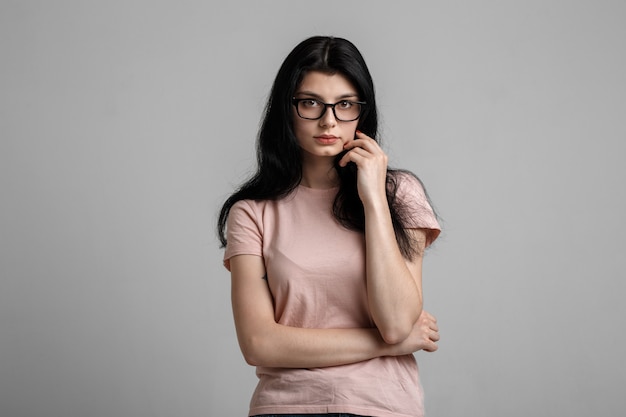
[218, 36, 427, 260]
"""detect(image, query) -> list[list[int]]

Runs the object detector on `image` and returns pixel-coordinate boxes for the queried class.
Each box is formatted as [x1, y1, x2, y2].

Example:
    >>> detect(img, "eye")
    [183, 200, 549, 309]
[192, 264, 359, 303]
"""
[337, 100, 353, 109]
[300, 99, 321, 108]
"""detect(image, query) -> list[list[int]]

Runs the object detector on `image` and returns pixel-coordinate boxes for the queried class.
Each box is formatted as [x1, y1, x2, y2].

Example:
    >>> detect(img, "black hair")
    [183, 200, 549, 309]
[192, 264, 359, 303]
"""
[217, 36, 431, 260]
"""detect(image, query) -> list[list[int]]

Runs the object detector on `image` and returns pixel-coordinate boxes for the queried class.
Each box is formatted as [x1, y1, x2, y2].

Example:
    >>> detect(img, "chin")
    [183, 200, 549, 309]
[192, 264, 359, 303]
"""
[317, 149, 343, 158]
[302, 146, 342, 159]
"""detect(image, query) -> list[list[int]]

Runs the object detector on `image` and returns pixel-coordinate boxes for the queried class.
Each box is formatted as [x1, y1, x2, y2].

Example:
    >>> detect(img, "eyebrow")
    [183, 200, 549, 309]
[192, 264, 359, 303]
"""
[294, 91, 359, 101]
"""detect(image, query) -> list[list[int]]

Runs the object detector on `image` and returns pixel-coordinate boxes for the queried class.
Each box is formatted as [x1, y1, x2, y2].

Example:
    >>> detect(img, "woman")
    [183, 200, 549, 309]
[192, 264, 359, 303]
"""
[218, 36, 441, 417]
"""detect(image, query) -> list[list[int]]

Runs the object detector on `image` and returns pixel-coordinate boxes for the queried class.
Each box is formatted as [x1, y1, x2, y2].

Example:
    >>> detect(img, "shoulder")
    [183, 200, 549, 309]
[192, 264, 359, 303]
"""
[227, 195, 291, 229]
[388, 169, 441, 245]
[387, 169, 428, 202]
[388, 169, 422, 185]
[226, 199, 267, 232]
[229, 198, 269, 218]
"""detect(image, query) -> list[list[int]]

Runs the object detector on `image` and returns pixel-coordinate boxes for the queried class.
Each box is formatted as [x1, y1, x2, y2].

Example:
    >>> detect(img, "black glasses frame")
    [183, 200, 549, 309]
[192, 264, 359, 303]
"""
[291, 98, 367, 122]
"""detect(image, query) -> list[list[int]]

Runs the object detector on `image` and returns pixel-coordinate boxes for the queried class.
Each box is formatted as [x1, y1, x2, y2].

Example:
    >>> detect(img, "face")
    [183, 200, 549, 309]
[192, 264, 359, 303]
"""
[292, 71, 360, 162]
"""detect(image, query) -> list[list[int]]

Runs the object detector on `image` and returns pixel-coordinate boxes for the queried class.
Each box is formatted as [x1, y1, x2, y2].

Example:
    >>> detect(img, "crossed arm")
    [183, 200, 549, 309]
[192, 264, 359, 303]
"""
[229, 229, 439, 369]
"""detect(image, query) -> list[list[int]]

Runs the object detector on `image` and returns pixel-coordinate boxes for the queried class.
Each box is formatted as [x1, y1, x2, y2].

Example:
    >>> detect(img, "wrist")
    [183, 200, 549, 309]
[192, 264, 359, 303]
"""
[361, 191, 389, 215]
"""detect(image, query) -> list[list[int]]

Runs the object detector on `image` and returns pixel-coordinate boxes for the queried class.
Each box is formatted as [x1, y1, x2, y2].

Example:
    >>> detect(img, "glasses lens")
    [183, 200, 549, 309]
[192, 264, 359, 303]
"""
[295, 100, 318, 119]
[334, 101, 361, 121]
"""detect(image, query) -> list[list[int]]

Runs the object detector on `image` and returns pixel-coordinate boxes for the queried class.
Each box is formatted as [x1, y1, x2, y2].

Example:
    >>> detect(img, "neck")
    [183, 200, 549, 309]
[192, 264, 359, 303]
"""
[300, 156, 339, 189]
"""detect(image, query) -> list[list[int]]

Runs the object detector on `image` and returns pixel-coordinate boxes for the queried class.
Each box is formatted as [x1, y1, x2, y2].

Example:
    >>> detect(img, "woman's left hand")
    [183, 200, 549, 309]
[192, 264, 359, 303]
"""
[338, 130, 388, 206]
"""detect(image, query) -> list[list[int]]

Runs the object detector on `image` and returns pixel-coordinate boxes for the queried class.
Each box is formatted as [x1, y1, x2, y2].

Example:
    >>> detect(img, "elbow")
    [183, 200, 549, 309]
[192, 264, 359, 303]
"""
[379, 324, 412, 345]
[378, 309, 423, 345]
[238, 333, 270, 367]
[240, 345, 260, 366]
[242, 352, 261, 367]
[237, 321, 284, 367]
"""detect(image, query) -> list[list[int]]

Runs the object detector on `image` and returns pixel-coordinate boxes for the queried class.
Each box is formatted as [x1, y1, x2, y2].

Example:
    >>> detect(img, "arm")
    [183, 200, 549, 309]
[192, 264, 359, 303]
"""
[229, 254, 438, 368]
[340, 132, 426, 344]
[364, 220, 427, 344]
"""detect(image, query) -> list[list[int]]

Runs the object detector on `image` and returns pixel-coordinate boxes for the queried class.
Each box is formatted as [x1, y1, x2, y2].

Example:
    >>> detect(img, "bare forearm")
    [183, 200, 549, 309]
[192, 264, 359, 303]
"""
[230, 251, 418, 368]
[239, 324, 392, 368]
[364, 201, 422, 343]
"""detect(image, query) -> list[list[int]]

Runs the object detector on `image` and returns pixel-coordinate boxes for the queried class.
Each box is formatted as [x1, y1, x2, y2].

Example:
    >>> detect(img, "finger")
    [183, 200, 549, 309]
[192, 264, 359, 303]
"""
[345, 130, 379, 147]
[423, 340, 438, 352]
[345, 146, 372, 159]
[423, 311, 437, 324]
[354, 129, 371, 140]
[344, 138, 382, 154]
[338, 147, 371, 167]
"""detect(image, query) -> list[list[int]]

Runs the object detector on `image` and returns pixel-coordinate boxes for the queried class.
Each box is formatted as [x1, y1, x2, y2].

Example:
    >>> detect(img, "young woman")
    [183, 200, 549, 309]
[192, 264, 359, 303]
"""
[218, 36, 441, 417]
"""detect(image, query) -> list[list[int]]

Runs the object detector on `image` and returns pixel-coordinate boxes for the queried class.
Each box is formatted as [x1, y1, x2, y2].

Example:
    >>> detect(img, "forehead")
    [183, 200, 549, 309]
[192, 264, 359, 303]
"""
[296, 71, 358, 99]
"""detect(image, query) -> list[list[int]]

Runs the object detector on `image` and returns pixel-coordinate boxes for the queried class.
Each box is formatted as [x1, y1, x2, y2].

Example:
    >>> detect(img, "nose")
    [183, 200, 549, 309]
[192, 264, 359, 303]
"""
[319, 105, 337, 127]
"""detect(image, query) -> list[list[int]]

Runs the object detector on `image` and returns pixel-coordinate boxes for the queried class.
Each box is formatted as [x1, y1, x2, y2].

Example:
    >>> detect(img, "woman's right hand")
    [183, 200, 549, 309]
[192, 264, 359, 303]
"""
[385, 310, 440, 356]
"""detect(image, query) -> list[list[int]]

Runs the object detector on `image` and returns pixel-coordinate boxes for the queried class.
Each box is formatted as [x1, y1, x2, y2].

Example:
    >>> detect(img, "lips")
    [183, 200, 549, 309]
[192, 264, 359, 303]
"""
[314, 135, 339, 144]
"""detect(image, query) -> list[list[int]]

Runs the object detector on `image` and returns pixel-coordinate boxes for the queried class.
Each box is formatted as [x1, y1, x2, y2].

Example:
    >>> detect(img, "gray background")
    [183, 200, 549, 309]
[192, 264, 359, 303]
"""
[1, 1, 625, 416]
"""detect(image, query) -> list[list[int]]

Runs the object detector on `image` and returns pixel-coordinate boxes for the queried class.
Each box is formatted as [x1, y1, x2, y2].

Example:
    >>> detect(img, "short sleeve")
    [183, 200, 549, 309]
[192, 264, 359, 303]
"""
[393, 172, 441, 247]
[223, 200, 263, 271]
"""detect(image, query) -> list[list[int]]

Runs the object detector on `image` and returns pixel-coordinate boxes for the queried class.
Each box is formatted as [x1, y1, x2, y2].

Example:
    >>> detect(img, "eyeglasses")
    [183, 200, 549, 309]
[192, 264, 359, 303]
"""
[292, 98, 366, 122]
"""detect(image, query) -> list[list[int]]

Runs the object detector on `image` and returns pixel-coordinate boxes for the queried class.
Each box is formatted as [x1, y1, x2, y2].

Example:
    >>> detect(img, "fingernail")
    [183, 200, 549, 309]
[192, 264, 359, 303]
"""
[356, 129, 362, 134]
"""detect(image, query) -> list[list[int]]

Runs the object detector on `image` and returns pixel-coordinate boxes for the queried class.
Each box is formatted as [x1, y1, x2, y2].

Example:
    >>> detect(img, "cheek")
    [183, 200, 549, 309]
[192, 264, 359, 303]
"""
[292, 119, 305, 139]
[344, 122, 358, 138]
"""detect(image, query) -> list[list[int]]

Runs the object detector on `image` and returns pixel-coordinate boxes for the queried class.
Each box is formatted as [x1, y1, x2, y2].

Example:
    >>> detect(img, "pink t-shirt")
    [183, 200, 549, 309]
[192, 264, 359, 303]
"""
[224, 172, 440, 417]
